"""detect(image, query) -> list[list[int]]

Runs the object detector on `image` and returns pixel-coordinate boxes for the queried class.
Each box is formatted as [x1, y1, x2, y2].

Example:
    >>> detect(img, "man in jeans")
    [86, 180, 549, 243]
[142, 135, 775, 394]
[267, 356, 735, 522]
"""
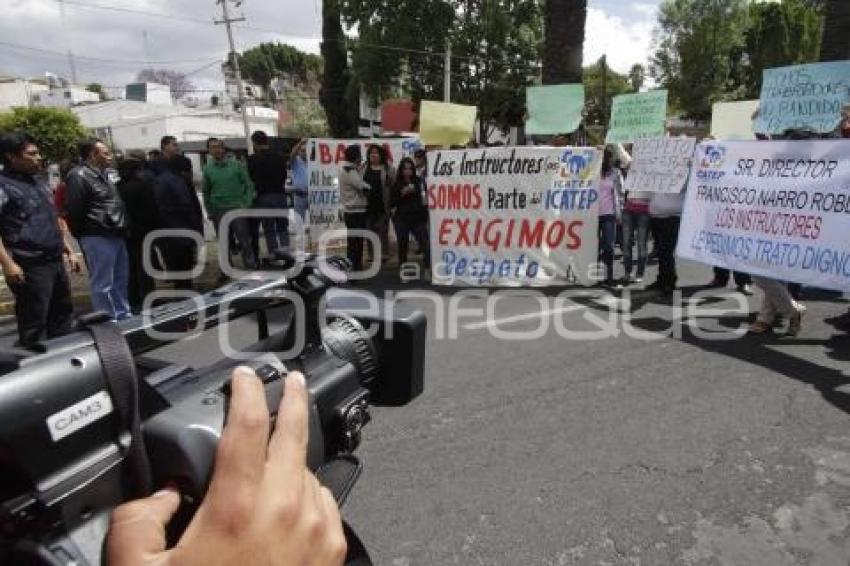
[289, 138, 310, 224]
[247, 131, 289, 260]
[66, 138, 132, 321]
[0, 133, 79, 347]
[202, 138, 257, 275]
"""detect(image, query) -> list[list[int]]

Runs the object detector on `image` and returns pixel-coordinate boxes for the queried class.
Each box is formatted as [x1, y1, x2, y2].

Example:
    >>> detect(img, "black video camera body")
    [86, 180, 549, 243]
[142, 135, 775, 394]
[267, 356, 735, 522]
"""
[0, 257, 426, 565]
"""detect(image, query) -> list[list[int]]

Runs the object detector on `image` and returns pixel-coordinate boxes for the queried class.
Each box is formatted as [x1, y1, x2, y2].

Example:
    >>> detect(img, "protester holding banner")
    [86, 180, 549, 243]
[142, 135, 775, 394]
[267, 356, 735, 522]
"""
[363, 145, 396, 264]
[289, 138, 310, 223]
[338, 145, 371, 272]
[749, 277, 806, 336]
[390, 157, 430, 269]
[598, 147, 624, 287]
[621, 188, 651, 285]
[647, 189, 684, 296]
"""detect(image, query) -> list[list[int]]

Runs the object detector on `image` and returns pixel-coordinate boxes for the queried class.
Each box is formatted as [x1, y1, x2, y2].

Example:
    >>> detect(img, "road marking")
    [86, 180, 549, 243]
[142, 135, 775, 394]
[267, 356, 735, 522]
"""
[463, 305, 586, 331]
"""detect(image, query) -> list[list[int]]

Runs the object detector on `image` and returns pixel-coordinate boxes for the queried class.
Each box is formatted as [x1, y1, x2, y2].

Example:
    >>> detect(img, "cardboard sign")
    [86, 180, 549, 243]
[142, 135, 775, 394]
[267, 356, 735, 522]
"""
[419, 101, 477, 147]
[525, 84, 585, 135]
[624, 137, 696, 194]
[754, 62, 850, 135]
[605, 90, 668, 144]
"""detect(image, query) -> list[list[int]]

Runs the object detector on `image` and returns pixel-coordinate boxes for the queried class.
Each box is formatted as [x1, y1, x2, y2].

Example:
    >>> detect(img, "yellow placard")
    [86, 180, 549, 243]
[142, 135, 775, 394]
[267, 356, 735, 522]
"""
[419, 101, 477, 147]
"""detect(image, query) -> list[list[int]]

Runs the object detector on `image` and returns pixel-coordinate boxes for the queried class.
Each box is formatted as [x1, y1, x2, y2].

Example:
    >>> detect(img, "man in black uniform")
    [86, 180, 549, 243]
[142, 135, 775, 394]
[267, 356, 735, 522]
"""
[0, 133, 79, 347]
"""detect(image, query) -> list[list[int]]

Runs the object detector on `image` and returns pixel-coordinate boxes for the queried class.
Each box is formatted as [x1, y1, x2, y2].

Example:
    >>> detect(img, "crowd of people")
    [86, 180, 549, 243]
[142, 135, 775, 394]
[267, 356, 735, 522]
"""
[1, 106, 848, 347]
[0, 131, 308, 348]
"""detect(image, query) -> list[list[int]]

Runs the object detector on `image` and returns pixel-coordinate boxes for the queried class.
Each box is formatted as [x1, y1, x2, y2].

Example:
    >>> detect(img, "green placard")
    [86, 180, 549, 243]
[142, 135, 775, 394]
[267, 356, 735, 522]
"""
[525, 84, 585, 135]
[605, 90, 668, 144]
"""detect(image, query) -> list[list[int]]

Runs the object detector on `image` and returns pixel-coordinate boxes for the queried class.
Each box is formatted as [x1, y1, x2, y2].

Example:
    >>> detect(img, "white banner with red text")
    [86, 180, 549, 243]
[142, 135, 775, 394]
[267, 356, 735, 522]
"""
[427, 146, 603, 286]
[677, 140, 850, 291]
[307, 138, 421, 243]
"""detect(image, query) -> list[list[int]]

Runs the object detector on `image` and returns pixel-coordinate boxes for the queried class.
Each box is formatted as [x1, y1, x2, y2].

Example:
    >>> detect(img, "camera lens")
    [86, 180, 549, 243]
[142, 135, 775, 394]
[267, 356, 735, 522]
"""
[321, 317, 379, 387]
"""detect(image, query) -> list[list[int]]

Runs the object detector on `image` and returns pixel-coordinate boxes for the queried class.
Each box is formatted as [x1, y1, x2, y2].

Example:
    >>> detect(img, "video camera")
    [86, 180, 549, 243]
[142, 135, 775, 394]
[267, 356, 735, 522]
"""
[0, 255, 427, 565]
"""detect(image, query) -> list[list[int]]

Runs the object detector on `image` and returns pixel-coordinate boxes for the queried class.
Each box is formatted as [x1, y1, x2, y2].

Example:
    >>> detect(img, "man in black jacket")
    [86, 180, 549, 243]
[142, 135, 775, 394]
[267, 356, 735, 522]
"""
[0, 133, 79, 347]
[247, 130, 289, 260]
[66, 138, 132, 321]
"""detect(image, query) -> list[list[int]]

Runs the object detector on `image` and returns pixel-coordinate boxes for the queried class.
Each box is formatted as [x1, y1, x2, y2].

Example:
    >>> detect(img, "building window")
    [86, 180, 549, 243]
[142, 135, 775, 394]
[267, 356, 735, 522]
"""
[140, 127, 148, 135]
[32, 95, 40, 103]
[64, 91, 71, 99]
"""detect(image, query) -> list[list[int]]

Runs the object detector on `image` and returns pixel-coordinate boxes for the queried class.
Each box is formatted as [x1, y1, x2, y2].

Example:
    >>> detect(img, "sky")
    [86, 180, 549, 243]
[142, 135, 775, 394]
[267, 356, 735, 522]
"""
[0, 0, 659, 95]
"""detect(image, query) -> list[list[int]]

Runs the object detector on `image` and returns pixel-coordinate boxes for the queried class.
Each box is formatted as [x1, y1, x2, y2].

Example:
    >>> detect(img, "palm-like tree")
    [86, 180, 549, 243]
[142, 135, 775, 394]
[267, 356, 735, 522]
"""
[820, 0, 850, 61]
[542, 0, 587, 84]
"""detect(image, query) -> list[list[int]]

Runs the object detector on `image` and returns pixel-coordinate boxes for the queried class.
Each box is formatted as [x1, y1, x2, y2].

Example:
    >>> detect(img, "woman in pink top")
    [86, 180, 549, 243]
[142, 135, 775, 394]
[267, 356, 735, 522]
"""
[597, 147, 624, 286]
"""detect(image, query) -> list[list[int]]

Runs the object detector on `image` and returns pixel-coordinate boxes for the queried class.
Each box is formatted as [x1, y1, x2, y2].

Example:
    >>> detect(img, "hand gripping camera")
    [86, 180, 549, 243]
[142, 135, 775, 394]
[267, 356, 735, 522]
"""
[0, 256, 426, 565]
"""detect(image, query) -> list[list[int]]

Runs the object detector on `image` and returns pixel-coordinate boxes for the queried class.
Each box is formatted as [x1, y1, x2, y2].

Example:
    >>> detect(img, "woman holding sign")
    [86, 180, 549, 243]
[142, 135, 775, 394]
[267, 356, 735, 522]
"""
[598, 147, 624, 287]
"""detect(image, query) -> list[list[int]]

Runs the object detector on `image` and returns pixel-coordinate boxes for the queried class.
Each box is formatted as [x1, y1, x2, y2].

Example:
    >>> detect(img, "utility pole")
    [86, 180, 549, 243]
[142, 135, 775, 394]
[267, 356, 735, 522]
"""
[57, 0, 79, 84]
[215, 0, 253, 154]
[444, 38, 452, 103]
[601, 54, 608, 124]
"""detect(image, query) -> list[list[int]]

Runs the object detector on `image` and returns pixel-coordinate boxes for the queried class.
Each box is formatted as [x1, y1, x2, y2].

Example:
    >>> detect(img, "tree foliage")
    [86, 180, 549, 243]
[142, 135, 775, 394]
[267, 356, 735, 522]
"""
[338, 0, 543, 137]
[0, 106, 88, 163]
[239, 42, 323, 98]
[85, 83, 107, 101]
[135, 68, 195, 99]
[740, 0, 823, 98]
[583, 58, 634, 127]
[321, 0, 359, 137]
[651, 0, 750, 120]
[820, 0, 850, 61]
[651, 0, 825, 119]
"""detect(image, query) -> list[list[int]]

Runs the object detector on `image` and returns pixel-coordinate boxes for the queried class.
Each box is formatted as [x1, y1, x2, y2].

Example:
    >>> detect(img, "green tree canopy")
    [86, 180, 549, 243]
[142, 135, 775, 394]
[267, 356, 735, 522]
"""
[339, 0, 543, 138]
[651, 0, 825, 119]
[0, 106, 88, 163]
[583, 57, 634, 128]
[85, 83, 107, 101]
[239, 42, 323, 98]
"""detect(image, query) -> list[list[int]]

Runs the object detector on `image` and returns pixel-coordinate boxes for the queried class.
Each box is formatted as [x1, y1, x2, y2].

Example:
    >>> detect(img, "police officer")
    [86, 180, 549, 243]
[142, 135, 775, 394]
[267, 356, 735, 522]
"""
[0, 133, 80, 347]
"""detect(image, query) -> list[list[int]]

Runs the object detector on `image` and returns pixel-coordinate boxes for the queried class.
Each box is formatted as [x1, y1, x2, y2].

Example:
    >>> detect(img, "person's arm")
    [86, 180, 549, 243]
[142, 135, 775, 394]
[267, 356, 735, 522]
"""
[58, 218, 82, 273]
[107, 368, 347, 566]
[0, 239, 24, 285]
[202, 170, 212, 211]
[290, 138, 306, 161]
[64, 171, 87, 236]
[240, 163, 256, 204]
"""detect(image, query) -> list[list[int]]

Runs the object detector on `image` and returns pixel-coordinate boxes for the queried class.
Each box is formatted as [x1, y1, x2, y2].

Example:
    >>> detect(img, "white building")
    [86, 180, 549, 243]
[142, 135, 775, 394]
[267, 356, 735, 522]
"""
[0, 76, 99, 110]
[72, 99, 278, 152]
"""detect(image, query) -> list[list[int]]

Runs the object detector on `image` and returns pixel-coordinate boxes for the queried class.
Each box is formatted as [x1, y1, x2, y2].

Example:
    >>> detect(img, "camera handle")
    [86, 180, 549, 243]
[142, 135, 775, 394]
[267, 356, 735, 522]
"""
[81, 313, 153, 499]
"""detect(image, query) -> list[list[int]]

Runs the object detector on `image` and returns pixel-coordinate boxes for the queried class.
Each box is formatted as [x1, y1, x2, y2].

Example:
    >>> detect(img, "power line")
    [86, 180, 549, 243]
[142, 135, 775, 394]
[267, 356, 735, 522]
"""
[0, 40, 222, 66]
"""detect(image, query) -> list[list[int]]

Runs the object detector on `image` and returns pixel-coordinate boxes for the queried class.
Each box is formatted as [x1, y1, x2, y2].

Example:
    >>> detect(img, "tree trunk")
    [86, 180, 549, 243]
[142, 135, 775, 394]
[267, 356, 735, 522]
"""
[542, 0, 587, 84]
[820, 0, 850, 62]
[320, 0, 358, 137]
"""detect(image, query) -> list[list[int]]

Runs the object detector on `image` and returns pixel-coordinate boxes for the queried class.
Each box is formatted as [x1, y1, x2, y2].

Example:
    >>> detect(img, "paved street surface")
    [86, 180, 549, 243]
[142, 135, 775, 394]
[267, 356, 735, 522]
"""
[2, 258, 848, 565]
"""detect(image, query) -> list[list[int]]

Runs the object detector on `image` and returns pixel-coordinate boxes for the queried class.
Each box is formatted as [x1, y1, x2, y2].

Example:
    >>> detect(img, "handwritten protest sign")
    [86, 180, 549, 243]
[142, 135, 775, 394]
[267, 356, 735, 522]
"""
[526, 84, 585, 135]
[753, 62, 850, 135]
[677, 140, 850, 291]
[419, 101, 478, 147]
[711, 100, 759, 140]
[605, 90, 668, 144]
[427, 146, 602, 286]
[624, 136, 696, 194]
[307, 138, 421, 243]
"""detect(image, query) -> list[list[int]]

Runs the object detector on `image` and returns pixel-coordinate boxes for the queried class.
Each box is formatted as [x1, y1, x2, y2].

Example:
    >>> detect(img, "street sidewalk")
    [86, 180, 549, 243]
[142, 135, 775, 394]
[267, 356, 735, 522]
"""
[0, 241, 400, 317]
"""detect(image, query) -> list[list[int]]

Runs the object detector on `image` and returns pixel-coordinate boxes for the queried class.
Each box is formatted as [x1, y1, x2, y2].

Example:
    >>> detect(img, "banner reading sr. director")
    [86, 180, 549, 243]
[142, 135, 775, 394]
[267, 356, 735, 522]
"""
[428, 146, 603, 286]
[678, 140, 850, 291]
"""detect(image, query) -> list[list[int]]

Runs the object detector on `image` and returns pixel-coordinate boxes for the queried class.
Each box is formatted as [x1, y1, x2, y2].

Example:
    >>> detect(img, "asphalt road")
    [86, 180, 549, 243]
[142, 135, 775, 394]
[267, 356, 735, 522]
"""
[3, 257, 848, 565]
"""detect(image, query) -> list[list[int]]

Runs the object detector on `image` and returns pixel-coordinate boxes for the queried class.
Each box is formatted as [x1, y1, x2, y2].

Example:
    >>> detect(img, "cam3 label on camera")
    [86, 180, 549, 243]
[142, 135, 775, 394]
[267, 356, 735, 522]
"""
[46, 391, 114, 442]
